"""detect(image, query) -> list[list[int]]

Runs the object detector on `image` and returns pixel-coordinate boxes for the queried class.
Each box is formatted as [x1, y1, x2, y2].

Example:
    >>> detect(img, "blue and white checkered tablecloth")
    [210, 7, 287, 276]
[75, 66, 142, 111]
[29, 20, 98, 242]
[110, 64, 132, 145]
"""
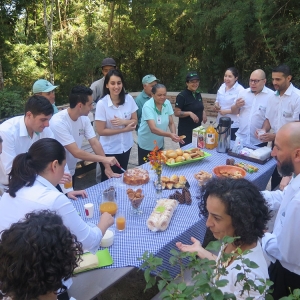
[72, 143, 276, 277]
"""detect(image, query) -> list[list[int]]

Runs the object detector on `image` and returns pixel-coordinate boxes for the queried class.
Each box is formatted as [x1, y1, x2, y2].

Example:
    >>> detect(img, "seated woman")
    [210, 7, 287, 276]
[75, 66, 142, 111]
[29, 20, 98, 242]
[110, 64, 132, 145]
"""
[176, 177, 271, 299]
[137, 83, 183, 165]
[0, 210, 83, 300]
[0, 138, 114, 253]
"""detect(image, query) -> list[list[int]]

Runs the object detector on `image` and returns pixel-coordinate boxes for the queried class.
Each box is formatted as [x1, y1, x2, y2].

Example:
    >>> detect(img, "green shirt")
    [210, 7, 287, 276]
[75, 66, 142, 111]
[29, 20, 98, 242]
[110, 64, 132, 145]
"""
[135, 90, 150, 131]
[137, 97, 174, 150]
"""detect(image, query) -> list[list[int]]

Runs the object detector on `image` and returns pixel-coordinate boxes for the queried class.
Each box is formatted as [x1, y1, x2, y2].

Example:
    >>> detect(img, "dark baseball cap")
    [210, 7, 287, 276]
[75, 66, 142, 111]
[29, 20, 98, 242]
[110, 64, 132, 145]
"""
[186, 71, 200, 82]
[101, 58, 116, 67]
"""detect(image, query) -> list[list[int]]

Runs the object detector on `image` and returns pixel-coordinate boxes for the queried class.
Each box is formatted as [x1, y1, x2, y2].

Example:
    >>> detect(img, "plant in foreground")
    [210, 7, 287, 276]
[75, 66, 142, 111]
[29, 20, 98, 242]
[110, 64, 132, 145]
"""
[138, 236, 274, 300]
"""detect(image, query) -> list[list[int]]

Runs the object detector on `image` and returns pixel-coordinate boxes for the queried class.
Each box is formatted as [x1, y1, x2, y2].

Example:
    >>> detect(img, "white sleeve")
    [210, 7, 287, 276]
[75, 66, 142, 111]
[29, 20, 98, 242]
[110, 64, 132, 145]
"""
[83, 117, 96, 140]
[261, 190, 283, 211]
[95, 100, 107, 121]
[0, 129, 17, 175]
[261, 232, 281, 263]
[53, 194, 102, 253]
[127, 94, 138, 112]
[50, 119, 75, 147]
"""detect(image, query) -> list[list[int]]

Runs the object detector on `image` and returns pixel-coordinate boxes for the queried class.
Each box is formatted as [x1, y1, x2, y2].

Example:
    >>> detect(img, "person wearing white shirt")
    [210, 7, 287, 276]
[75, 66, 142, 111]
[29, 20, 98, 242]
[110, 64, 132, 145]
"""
[176, 177, 271, 299]
[261, 122, 300, 299]
[0, 210, 83, 300]
[50, 85, 120, 184]
[257, 65, 300, 190]
[0, 138, 114, 253]
[95, 69, 138, 181]
[0, 96, 84, 200]
[214, 67, 244, 140]
[231, 69, 273, 146]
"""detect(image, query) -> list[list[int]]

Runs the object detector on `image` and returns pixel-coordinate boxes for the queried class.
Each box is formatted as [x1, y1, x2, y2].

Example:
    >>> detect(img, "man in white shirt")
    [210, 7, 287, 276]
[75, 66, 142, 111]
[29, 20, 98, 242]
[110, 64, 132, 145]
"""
[231, 69, 273, 146]
[0, 96, 82, 199]
[261, 122, 300, 299]
[258, 65, 300, 190]
[50, 85, 120, 182]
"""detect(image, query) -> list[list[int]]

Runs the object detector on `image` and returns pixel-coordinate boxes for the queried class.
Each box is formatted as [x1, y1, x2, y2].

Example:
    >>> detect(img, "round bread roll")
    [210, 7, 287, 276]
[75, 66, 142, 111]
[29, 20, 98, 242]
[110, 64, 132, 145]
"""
[175, 149, 183, 156]
[175, 156, 185, 163]
[183, 153, 191, 160]
[166, 150, 177, 159]
[167, 158, 175, 164]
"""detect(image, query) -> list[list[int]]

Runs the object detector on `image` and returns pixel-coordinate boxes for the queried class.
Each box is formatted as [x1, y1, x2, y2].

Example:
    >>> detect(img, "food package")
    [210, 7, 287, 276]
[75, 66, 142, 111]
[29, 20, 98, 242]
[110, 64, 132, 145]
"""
[146, 199, 178, 232]
[249, 147, 271, 161]
[74, 253, 98, 273]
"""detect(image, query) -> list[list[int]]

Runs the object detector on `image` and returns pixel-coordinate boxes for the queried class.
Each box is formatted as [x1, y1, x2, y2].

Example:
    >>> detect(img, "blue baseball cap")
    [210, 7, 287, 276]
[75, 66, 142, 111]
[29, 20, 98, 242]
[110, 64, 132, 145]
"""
[33, 79, 58, 93]
[142, 74, 160, 84]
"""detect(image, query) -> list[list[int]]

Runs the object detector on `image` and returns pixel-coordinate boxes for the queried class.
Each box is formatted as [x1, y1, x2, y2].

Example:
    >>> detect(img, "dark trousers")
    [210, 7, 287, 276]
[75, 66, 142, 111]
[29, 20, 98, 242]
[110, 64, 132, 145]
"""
[271, 141, 281, 190]
[269, 260, 300, 299]
[138, 145, 152, 166]
[231, 127, 238, 141]
[100, 148, 131, 182]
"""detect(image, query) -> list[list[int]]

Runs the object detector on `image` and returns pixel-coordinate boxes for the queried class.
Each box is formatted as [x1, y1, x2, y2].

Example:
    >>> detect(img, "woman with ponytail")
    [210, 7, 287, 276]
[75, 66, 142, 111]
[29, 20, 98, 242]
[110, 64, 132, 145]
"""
[0, 138, 114, 253]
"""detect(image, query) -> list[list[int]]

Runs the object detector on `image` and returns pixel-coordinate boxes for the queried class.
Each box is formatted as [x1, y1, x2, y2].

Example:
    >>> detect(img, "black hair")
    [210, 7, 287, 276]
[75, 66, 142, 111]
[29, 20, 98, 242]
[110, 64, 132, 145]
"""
[272, 64, 291, 77]
[226, 67, 239, 79]
[102, 69, 126, 105]
[69, 85, 93, 108]
[151, 83, 166, 94]
[0, 136, 2, 143]
[24, 95, 54, 116]
[0, 210, 83, 300]
[199, 177, 271, 246]
[7, 138, 66, 197]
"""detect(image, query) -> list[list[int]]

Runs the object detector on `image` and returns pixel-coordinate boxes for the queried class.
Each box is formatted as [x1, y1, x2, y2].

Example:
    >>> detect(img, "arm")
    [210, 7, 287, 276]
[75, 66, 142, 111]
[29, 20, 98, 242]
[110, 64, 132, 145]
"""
[0, 130, 17, 175]
[256, 118, 275, 142]
[174, 107, 199, 123]
[95, 118, 136, 136]
[176, 237, 217, 260]
[110, 111, 137, 127]
[231, 98, 245, 114]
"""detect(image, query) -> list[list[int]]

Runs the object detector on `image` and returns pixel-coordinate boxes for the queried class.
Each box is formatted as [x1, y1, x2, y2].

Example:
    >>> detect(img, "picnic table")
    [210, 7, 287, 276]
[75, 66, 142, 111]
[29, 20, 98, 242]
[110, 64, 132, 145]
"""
[68, 144, 277, 300]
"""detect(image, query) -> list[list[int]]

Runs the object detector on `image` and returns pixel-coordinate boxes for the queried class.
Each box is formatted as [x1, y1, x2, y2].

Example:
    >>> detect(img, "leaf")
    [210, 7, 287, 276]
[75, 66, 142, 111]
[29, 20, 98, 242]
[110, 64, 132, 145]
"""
[215, 279, 228, 287]
[158, 280, 167, 291]
[206, 240, 222, 252]
[144, 268, 151, 282]
[177, 282, 187, 292]
[211, 288, 224, 300]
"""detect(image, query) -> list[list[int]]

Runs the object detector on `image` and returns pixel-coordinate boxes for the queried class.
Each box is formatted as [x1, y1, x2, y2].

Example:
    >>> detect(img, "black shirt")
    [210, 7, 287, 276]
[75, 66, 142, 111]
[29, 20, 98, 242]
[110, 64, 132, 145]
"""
[175, 88, 204, 143]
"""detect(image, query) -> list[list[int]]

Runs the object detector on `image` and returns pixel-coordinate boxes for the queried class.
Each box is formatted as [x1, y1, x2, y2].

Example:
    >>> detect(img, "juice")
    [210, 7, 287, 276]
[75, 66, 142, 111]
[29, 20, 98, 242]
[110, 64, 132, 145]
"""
[64, 180, 73, 189]
[116, 216, 126, 231]
[100, 202, 118, 215]
[206, 121, 216, 150]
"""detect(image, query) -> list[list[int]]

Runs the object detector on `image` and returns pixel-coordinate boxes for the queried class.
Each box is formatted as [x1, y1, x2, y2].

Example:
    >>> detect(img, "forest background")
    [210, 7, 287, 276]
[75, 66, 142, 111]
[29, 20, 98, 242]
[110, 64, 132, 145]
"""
[1, 0, 300, 118]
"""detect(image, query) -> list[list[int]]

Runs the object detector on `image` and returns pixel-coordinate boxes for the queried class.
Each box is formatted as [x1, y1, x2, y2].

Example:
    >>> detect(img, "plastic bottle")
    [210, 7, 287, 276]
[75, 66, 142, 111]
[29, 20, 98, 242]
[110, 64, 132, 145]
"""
[206, 121, 216, 150]
[214, 125, 218, 148]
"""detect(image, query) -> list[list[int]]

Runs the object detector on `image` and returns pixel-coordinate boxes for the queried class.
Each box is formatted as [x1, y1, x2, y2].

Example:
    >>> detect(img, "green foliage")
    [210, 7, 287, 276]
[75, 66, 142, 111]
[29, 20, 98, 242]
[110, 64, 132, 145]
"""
[138, 237, 273, 299]
[0, 88, 25, 118]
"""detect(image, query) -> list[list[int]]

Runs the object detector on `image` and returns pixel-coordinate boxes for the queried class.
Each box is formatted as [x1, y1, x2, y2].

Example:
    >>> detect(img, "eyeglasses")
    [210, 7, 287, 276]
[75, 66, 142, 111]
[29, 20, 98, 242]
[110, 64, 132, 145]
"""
[249, 79, 265, 84]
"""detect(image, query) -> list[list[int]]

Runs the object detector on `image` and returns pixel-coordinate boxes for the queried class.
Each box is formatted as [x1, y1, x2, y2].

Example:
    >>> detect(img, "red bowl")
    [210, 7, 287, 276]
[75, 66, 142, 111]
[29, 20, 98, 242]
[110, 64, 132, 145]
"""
[213, 165, 247, 179]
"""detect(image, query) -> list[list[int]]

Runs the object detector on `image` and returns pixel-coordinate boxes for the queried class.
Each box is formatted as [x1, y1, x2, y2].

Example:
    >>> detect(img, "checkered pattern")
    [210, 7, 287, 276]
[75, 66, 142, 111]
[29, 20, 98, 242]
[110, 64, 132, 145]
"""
[72, 143, 276, 277]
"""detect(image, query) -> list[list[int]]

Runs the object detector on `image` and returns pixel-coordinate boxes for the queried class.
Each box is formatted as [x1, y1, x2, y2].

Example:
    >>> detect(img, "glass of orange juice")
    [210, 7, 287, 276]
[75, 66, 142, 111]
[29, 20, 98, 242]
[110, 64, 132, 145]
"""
[64, 179, 72, 189]
[116, 210, 126, 231]
[99, 188, 118, 216]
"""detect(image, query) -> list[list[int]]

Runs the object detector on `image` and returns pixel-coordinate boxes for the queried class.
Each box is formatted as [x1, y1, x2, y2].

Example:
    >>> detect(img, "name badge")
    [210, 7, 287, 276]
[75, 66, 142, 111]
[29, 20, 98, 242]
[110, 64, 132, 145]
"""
[283, 111, 292, 118]
[157, 115, 162, 124]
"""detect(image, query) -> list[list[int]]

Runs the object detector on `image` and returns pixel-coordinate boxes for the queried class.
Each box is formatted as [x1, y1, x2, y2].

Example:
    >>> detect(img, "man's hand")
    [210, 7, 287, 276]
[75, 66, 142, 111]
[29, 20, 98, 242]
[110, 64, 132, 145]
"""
[66, 190, 88, 200]
[258, 132, 275, 142]
[189, 112, 199, 123]
[98, 212, 114, 235]
[280, 176, 292, 191]
[59, 173, 72, 185]
[102, 156, 119, 166]
[235, 98, 245, 108]
[105, 168, 122, 179]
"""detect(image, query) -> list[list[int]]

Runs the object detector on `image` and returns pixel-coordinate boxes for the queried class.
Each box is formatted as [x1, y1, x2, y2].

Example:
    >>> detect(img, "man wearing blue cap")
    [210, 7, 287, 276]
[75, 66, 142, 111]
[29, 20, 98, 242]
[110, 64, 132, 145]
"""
[135, 74, 159, 131]
[33, 79, 59, 114]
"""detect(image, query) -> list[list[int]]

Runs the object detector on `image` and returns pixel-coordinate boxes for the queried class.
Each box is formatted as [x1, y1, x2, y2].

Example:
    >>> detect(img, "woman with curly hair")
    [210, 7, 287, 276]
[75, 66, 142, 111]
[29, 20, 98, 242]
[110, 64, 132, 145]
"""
[0, 138, 114, 253]
[0, 210, 83, 300]
[176, 177, 272, 299]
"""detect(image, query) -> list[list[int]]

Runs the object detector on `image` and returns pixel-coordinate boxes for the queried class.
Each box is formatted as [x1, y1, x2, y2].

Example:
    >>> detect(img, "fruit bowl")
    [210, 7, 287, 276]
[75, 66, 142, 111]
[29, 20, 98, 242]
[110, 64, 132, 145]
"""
[213, 165, 247, 179]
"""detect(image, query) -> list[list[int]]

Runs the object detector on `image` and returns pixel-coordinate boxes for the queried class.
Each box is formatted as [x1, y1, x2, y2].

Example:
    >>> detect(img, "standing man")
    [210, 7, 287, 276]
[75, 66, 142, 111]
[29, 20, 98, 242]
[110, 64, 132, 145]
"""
[135, 74, 159, 131]
[261, 122, 300, 299]
[33, 79, 59, 113]
[231, 69, 273, 146]
[90, 57, 117, 103]
[257, 65, 300, 189]
[50, 85, 120, 183]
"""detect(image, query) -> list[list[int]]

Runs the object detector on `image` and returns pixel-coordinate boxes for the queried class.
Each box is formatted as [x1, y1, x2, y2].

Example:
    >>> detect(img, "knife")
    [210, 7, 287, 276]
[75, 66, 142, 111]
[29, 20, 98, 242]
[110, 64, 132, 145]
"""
[116, 163, 126, 173]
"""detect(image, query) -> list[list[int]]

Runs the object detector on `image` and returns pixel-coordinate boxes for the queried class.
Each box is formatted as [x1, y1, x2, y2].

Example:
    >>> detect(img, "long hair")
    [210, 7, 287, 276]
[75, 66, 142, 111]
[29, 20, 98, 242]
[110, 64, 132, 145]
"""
[102, 69, 126, 105]
[8, 138, 66, 197]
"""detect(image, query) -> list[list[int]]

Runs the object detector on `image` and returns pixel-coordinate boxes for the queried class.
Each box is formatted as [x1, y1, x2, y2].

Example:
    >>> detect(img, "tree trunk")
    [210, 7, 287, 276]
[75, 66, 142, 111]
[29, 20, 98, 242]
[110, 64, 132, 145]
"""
[56, 0, 63, 32]
[107, 1, 116, 37]
[43, 0, 55, 84]
[0, 59, 4, 90]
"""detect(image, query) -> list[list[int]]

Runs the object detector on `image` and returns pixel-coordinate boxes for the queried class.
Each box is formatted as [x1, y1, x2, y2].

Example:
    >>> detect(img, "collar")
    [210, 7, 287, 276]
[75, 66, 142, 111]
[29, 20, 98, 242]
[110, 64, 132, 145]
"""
[19, 116, 39, 137]
[226, 81, 240, 92]
[289, 173, 300, 192]
[107, 95, 127, 107]
[274, 83, 293, 97]
[141, 90, 151, 100]
[150, 97, 166, 115]
[35, 175, 58, 191]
